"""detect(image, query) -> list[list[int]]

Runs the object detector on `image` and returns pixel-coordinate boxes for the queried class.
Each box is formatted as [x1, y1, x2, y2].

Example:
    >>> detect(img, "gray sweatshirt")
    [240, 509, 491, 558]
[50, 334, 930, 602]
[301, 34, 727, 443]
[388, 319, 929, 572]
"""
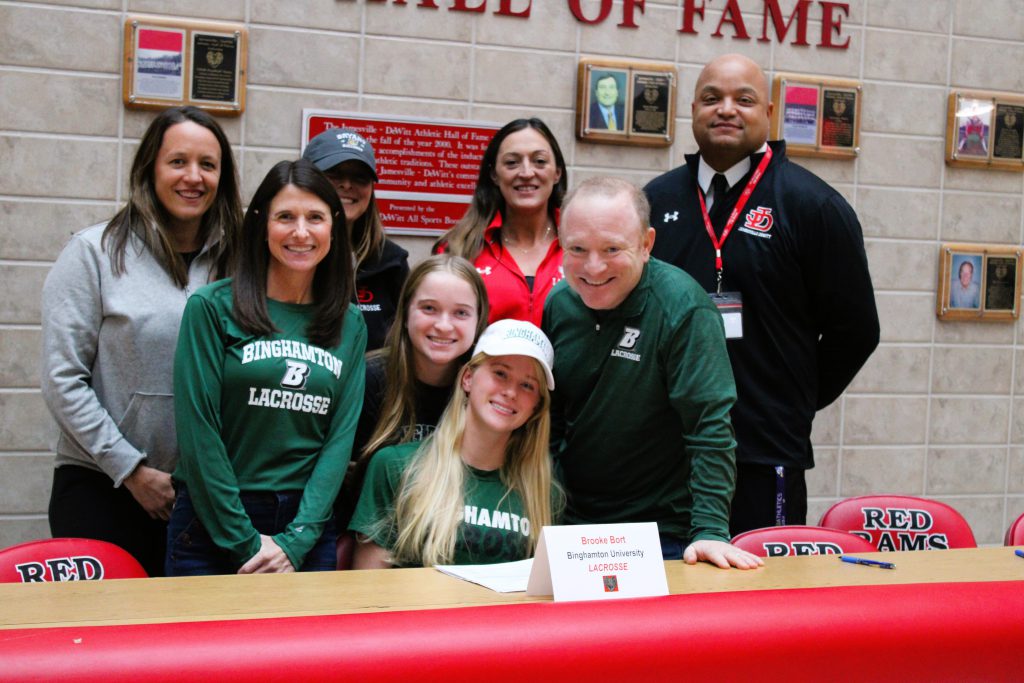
[41, 223, 220, 486]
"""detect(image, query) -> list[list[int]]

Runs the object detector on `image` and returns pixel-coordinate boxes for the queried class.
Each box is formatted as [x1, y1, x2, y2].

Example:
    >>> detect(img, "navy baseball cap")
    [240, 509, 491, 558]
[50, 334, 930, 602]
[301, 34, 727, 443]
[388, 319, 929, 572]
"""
[303, 128, 378, 180]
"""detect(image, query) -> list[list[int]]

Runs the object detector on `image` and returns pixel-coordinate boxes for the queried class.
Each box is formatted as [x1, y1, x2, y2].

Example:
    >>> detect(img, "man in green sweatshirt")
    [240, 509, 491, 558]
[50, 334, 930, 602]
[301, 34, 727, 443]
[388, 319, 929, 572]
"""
[542, 177, 761, 570]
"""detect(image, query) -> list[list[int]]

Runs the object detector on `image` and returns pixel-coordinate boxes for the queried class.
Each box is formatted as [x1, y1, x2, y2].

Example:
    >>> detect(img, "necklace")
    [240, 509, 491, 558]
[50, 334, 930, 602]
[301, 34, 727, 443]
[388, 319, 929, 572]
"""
[502, 223, 553, 256]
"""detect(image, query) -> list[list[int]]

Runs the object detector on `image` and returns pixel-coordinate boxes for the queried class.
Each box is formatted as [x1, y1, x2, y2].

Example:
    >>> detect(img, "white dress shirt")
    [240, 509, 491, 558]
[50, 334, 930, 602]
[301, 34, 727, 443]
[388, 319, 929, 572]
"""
[697, 142, 768, 211]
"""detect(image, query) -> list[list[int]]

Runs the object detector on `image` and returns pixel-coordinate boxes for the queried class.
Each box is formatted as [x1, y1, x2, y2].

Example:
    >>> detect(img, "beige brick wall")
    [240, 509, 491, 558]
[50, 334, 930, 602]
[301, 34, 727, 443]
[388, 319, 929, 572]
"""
[1, 0, 1022, 547]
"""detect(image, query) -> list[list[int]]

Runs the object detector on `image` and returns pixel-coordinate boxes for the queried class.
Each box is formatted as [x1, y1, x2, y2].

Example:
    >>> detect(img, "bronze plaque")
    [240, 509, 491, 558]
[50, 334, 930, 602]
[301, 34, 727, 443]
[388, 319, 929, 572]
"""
[630, 72, 670, 136]
[985, 256, 1018, 311]
[821, 89, 856, 148]
[191, 32, 238, 104]
[992, 103, 1024, 161]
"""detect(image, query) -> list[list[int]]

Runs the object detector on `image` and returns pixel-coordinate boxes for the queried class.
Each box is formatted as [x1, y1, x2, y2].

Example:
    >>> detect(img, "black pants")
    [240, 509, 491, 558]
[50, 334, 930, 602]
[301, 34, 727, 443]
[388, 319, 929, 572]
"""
[729, 462, 807, 537]
[49, 464, 167, 577]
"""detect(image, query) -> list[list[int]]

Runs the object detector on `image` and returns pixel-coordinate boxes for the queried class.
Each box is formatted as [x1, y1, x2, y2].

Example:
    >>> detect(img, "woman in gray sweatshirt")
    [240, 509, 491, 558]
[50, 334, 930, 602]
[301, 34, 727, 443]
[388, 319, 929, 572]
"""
[40, 106, 241, 576]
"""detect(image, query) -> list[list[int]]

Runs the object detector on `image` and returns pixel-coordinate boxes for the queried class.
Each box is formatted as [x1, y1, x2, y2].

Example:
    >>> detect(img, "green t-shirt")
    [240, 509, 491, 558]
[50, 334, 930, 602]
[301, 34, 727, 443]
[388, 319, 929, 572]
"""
[174, 279, 367, 568]
[349, 441, 535, 566]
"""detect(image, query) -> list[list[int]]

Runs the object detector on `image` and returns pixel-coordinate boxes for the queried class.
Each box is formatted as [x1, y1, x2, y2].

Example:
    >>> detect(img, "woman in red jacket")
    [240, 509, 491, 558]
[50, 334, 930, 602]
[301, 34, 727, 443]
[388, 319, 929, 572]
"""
[435, 119, 567, 327]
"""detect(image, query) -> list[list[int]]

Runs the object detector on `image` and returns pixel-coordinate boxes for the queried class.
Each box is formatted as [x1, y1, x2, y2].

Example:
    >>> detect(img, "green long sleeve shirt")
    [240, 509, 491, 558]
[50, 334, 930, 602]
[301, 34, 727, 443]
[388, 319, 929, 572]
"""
[542, 259, 737, 542]
[173, 280, 366, 568]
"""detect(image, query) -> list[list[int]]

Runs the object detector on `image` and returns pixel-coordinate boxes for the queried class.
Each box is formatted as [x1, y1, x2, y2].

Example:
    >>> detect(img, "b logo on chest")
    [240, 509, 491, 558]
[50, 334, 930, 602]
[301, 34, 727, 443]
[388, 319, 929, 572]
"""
[617, 327, 641, 349]
[610, 327, 642, 362]
[281, 360, 310, 390]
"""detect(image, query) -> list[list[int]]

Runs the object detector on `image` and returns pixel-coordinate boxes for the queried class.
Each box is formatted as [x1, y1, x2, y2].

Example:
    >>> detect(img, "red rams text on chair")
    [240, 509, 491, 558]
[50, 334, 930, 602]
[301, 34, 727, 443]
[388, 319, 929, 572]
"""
[1006, 512, 1024, 546]
[819, 495, 976, 551]
[0, 538, 148, 583]
[731, 525, 878, 557]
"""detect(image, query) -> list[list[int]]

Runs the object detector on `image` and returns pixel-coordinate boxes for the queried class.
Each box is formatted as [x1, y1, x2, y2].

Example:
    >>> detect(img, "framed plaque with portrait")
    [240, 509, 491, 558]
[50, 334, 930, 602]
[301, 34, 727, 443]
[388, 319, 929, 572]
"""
[945, 90, 1024, 170]
[576, 59, 676, 147]
[770, 73, 860, 159]
[937, 243, 1022, 321]
[123, 16, 247, 115]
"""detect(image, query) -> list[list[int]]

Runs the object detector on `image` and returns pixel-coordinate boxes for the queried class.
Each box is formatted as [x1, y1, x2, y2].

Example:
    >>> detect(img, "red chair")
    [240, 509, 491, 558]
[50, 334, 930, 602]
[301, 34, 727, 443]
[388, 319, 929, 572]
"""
[0, 538, 148, 583]
[1005, 512, 1024, 546]
[819, 495, 976, 551]
[731, 525, 877, 557]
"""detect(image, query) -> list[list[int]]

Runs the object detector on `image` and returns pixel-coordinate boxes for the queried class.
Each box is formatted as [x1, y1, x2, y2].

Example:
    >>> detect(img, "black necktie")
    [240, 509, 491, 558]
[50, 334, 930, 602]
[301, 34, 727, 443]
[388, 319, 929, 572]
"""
[709, 173, 730, 228]
[711, 173, 729, 205]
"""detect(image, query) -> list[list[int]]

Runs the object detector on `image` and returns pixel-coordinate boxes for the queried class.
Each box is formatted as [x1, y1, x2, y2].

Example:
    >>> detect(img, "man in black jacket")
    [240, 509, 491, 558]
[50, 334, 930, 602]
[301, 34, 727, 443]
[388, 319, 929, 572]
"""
[644, 54, 879, 535]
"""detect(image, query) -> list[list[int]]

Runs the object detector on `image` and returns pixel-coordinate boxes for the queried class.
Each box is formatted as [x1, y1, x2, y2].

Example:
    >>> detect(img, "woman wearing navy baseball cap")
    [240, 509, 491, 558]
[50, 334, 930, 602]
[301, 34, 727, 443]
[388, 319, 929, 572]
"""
[303, 128, 409, 351]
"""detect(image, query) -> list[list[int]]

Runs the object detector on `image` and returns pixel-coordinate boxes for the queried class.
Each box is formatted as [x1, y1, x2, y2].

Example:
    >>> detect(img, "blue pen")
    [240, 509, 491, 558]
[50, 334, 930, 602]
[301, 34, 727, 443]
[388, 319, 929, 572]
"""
[840, 555, 895, 570]
[1015, 549, 1024, 559]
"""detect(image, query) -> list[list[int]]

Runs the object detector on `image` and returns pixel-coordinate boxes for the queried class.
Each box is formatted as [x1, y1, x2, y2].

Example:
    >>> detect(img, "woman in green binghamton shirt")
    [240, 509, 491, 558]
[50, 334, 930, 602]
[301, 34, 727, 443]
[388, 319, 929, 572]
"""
[167, 159, 367, 575]
[350, 319, 561, 568]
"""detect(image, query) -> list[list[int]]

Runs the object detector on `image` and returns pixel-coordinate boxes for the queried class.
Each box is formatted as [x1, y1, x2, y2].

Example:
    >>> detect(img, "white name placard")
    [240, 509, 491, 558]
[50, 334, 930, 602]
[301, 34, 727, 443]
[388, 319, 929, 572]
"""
[526, 522, 668, 601]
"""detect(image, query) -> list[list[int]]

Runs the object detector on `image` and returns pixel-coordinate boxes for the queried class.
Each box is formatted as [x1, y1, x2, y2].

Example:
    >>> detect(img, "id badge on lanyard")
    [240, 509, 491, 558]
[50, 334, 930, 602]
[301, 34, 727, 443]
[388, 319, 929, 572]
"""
[697, 148, 773, 341]
[709, 291, 743, 339]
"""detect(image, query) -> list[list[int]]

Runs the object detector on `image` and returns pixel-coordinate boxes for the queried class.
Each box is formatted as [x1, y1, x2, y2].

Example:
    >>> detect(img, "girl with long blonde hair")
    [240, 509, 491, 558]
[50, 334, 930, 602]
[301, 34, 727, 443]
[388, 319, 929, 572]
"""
[333, 255, 488, 534]
[350, 320, 560, 567]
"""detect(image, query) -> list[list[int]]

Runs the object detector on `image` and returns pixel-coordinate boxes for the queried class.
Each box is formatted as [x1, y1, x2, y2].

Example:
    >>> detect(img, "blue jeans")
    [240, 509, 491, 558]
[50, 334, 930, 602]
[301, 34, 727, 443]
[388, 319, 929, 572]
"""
[166, 486, 337, 576]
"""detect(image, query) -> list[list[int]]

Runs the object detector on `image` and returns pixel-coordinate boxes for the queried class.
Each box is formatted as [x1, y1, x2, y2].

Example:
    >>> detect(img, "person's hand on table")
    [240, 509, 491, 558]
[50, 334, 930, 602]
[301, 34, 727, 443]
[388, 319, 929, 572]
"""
[238, 535, 296, 574]
[123, 464, 175, 521]
[683, 540, 763, 569]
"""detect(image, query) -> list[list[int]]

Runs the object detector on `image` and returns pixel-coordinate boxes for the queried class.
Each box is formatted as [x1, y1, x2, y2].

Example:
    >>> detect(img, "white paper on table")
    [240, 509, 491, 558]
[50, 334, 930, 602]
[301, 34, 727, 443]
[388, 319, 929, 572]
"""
[433, 558, 533, 593]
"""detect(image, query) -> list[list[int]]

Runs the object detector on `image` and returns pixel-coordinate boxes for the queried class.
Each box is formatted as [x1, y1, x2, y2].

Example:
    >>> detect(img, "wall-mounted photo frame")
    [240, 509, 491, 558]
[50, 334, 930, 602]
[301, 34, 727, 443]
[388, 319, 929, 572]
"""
[123, 16, 247, 115]
[576, 59, 676, 147]
[937, 243, 1022, 321]
[769, 73, 860, 159]
[945, 90, 1024, 170]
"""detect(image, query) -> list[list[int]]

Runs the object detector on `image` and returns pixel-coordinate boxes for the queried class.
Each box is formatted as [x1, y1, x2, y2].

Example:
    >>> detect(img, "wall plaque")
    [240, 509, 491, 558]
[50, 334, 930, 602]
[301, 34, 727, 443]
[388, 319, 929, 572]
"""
[770, 73, 860, 159]
[937, 243, 1022, 322]
[302, 110, 501, 237]
[946, 90, 1024, 170]
[576, 58, 676, 147]
[123, 17, 247, 115]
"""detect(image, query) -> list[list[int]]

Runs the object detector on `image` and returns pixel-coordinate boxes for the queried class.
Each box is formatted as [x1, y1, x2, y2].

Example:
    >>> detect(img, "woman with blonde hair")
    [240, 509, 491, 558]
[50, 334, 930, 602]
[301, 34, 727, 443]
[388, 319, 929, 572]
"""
[333, 254, 488, 535]
[435, 118, 567, 327]
[350, 320, 560, 567]
[359, 254, 488, 456]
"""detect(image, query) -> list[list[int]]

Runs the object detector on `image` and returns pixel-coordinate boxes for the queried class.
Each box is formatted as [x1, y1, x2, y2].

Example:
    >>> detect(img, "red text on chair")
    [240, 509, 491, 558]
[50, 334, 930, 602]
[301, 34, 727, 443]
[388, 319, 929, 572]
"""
[14, 555, 104, 582]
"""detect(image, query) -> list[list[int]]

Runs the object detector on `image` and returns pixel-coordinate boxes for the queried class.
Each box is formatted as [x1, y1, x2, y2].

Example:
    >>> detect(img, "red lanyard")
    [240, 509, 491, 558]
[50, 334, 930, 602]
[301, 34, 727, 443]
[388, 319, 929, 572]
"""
[696, 146, 773, 291]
